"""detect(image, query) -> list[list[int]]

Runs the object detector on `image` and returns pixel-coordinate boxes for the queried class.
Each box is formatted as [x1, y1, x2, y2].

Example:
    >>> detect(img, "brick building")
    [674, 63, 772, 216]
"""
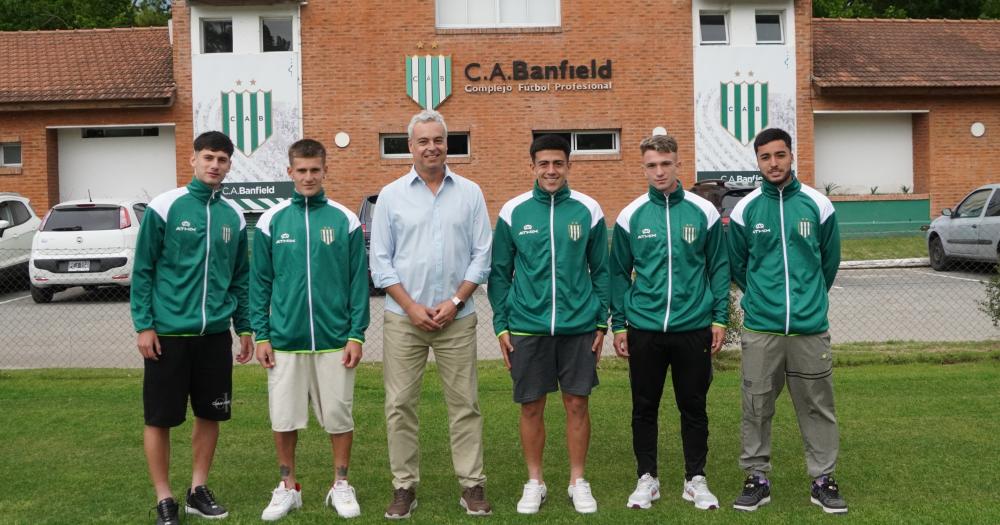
[2, 1, 997, 225]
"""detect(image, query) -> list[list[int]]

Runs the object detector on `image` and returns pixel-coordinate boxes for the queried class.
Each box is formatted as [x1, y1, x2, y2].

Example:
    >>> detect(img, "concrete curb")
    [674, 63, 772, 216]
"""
[840, 257, 929, 269]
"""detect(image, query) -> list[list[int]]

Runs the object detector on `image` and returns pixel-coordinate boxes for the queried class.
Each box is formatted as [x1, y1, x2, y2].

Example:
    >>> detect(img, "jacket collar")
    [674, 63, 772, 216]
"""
[761, 174, 801, 200]
[532, 180, 571, 204]
[292, 189, 327, 209]
[646, 182, 685, 207]
[186, 177, 222, 204]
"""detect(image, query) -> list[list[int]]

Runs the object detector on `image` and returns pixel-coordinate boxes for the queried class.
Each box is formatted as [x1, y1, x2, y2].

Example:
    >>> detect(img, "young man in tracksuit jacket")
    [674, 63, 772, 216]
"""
[251, 139, 369, 521]
[610, 134, 730, 512]
[727, 127, 847, 514]
[131, 131, 254, 525]
[488, 134, 609, 515]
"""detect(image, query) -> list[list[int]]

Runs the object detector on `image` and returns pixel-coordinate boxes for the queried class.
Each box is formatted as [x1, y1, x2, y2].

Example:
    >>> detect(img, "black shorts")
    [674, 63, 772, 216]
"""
[509, 333, 599, 404]
[143, 331, 234, 427]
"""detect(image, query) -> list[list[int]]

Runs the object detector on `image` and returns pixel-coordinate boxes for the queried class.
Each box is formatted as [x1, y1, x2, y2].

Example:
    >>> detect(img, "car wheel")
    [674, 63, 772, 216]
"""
[929, 236, 951, 271]
[30, 284, 54, 304]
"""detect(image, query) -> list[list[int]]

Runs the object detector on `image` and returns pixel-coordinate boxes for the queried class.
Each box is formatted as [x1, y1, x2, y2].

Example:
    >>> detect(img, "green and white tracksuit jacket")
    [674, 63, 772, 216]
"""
[488, 182, 610, 337]
[130, 177, 251, 336]
[610, 185, 730, 334]
[251, 189, 370, 352]
[727, 176, 841, 335]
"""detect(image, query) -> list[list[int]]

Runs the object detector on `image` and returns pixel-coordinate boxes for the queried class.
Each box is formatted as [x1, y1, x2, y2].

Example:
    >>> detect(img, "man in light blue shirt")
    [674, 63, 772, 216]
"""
[369, 109, 493, 518]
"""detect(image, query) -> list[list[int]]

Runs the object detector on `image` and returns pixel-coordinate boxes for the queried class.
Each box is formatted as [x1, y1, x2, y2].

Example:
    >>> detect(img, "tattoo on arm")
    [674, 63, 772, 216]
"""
[279, 464, 291, 478]
[336, 465, 348, 478]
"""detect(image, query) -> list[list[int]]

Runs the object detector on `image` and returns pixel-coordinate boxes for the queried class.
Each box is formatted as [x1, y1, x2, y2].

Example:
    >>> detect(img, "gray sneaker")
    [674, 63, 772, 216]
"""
[811, 476, 848, 514]
[732, 475, 771, 512]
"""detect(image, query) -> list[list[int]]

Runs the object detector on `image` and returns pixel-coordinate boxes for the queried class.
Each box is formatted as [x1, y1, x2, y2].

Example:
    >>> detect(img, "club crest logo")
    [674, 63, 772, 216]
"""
[798, 218, 813, 238]
[682, 224, 698, 244]
[221, 87, 273, 157]
[568, 222, 582, 241]
[406, 55, 452, 110]
[720, 74, 769, 145]
[320, 226, 335, 245]
[221, 225, 232, 243]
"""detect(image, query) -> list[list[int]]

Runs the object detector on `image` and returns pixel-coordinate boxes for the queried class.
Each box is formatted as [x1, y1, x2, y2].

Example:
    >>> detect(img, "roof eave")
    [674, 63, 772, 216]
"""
[813, 83, 1000, 96]
[0, 92, 175, 112]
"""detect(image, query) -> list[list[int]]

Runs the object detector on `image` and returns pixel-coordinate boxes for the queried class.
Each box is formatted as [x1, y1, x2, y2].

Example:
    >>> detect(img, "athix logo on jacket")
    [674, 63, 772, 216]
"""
[637, 227, 657, 239]
[752, 223, 771, 234]
[175, 220, 196, 232]
[519, 223, 540, 236]
[276, 232, 296, 244]
[320, 226, 335, 245]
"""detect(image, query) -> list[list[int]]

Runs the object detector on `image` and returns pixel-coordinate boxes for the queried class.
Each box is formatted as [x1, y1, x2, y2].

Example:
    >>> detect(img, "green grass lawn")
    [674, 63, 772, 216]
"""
[840, 235, 927, 261]
[3, 350, 999, 524]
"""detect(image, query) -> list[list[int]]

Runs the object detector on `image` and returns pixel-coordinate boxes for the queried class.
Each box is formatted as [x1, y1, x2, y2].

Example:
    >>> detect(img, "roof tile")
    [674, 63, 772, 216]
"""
[0, 27, 174, 104]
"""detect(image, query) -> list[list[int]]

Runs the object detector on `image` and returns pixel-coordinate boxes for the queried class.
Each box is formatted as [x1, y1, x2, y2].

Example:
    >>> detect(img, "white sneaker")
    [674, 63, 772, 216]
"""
[567, 478, 597, 514]
[627, 473, 660, 509]
[516, 480, 547, 514]
[261, 481, 302, 521]
[682, 475, 720, 510]
[326, 479, 361, 518]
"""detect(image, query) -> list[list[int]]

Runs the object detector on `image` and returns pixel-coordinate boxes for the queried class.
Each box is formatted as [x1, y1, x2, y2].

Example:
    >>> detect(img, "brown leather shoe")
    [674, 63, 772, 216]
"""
[460, 484, 492, 516]
[384, 487, 417, 519]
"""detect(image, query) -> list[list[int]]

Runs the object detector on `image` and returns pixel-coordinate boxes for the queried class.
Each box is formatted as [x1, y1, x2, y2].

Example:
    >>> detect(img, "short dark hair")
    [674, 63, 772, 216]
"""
[193, 131, 234, 157]
[753, 128, 792, 154]
[530, 134, 571, 162]
[288, 138, 327, 164]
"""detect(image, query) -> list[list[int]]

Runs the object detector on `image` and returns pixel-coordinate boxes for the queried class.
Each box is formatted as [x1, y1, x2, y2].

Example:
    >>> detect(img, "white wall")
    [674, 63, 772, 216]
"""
[190, 4, 300, 55]
[814, 113, 914, 195]
[57, 126, 177, 203]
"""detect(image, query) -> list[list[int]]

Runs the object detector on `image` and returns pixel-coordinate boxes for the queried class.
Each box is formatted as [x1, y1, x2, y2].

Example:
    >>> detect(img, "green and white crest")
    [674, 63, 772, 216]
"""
[406, 55, 452, 110]
[798, 218, 813, 238]
[321, 226, 335, 245]
[720, 80, 768, 145]
[221, 89, 273, 157]
[682, 224, 698, 244]
[568, 222, 582, 242]
[221, 225, 232, 243]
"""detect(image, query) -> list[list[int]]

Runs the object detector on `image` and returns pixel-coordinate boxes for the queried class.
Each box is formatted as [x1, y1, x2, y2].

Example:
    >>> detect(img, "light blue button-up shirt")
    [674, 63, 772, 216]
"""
[369, 166, 492, 319]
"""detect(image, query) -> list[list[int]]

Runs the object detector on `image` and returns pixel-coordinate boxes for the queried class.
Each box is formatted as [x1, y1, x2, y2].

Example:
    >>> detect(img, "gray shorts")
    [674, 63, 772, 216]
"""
[509, 333, 599, 404]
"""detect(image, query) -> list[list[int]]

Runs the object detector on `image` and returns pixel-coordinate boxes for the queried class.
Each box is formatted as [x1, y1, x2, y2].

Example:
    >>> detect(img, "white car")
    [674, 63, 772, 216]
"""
[29, 199, 147, 303]
[927, 183, 1000, 271]
[0, 193, 42, 276]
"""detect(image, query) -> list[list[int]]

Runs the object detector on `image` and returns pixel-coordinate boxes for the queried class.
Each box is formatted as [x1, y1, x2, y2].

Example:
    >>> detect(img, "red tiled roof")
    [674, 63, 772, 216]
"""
[813, 18, 1000, 88]
[0, 27, 174, 106]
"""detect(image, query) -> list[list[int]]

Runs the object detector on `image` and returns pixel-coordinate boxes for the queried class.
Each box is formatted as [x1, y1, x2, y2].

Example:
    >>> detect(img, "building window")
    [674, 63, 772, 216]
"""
[262, 18, 293, 52]
[532, 130, 619, 155]
[82, 127, 160, 139]
[437, 0, 560, 29]
[1, 142, 21, 167]
[755, 12, 784, 44]
[699, 12, 729, 45]
[380, 133, 471, 158]
[202, 19, 233, 53]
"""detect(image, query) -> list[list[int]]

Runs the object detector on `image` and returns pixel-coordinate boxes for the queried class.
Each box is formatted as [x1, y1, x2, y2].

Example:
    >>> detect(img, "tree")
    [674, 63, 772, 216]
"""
[0, 0, 169, 31]
[815, 0, 1000, 19]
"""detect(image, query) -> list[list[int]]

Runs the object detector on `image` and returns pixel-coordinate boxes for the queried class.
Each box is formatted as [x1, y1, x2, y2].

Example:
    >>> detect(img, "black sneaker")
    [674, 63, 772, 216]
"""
[811, 476, 848, 514]
[154, 497, 180, 525]
[732, 475, 771, 512]
[185, 485, 229, 519]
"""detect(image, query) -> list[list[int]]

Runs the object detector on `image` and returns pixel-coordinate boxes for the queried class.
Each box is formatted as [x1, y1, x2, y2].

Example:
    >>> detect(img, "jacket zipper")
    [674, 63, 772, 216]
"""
[663, 196, 673, 332]
[549, 193, 557, 336]
[305, 197, 316, 351]
[200, 192, 214, 335]
[778, 187, 791, 335]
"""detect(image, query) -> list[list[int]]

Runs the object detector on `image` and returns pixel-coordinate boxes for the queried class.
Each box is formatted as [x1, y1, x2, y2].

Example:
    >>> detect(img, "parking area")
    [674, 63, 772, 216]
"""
[0, 266, 997, 368]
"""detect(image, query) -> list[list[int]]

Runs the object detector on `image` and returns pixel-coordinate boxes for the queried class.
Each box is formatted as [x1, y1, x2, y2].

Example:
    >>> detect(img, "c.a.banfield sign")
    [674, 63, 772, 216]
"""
[462, 59, 614, 94]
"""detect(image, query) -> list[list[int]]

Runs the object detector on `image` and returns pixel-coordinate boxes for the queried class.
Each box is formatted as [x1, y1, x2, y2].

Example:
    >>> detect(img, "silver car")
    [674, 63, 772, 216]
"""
[927, 183, 1000, 270]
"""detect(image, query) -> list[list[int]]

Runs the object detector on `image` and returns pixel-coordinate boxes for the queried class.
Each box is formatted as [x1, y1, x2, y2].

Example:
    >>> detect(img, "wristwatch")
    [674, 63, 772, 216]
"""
[451, 296, 466, 310]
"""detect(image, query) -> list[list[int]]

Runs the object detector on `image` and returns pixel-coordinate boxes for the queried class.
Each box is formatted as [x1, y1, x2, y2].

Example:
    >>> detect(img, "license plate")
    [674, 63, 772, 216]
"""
[67, 260, 90, 272]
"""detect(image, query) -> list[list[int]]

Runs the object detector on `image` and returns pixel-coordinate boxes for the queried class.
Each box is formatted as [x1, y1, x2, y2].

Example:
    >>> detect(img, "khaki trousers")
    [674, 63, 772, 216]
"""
[383, 312, 486, 489]
[739, 331, 839, 479]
